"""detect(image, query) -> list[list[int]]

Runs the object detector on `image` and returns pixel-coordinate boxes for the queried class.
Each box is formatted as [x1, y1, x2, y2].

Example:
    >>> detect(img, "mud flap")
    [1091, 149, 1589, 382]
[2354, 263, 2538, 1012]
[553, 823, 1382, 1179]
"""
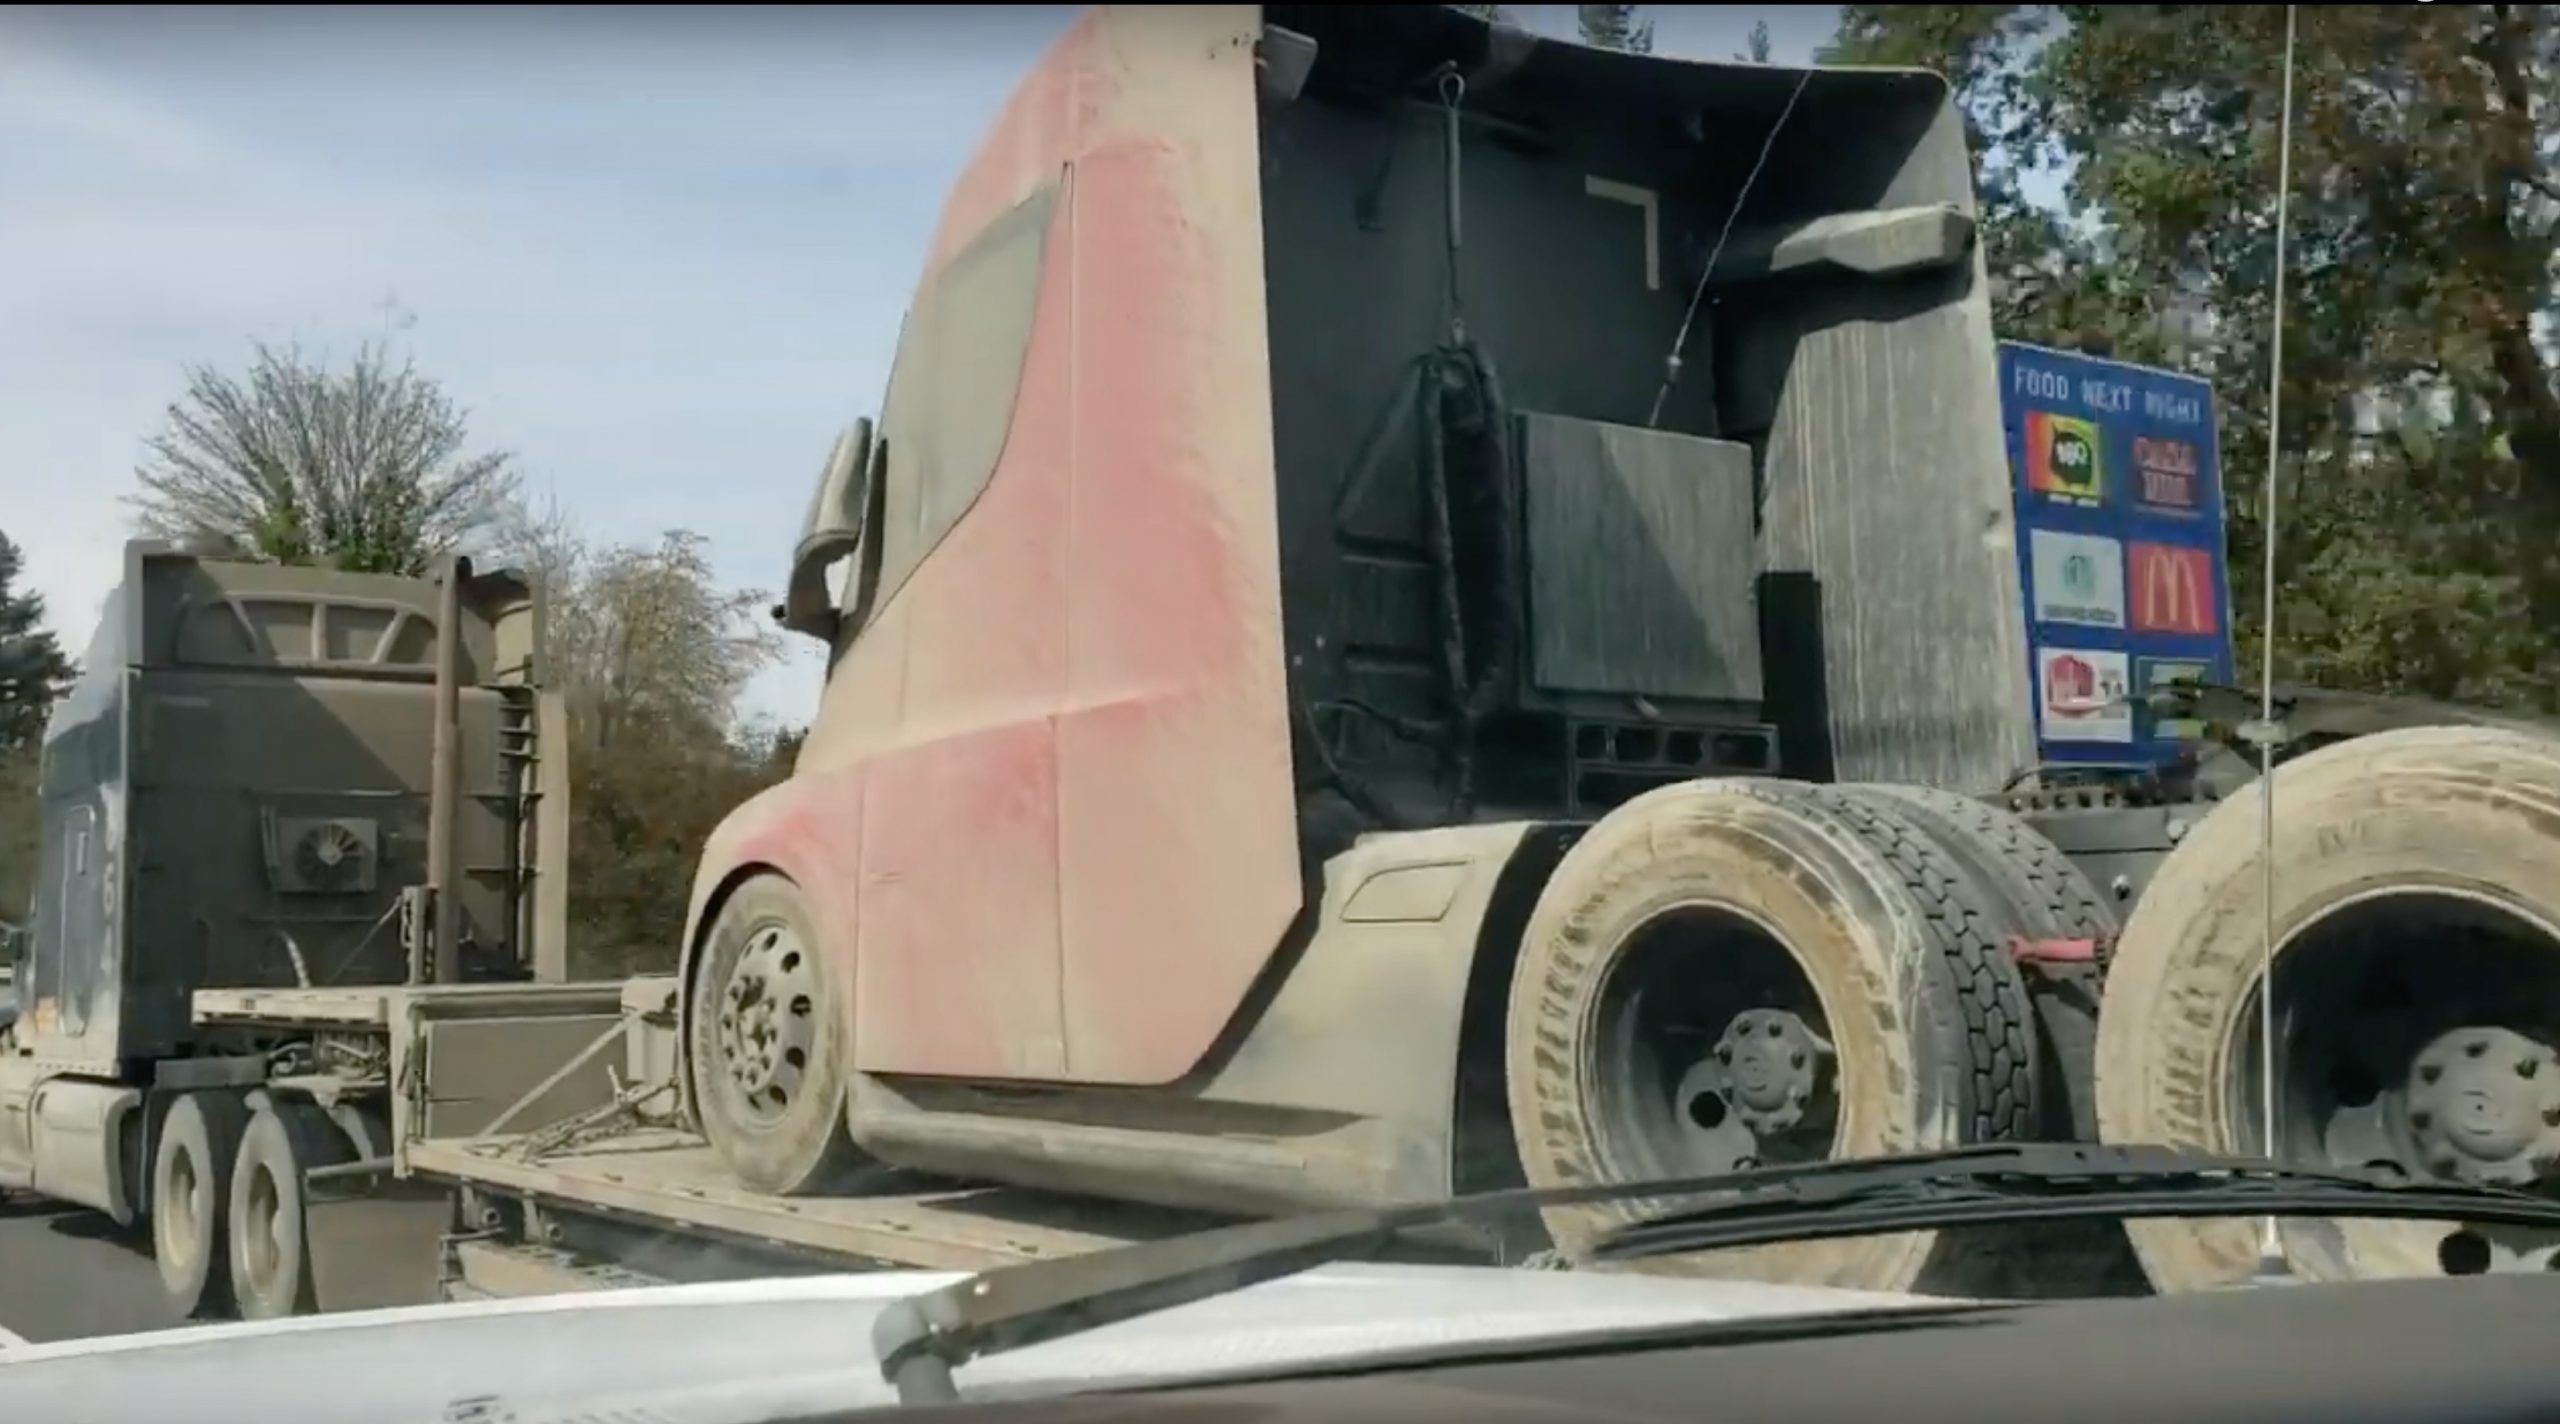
[304, 1171, 453, 1312]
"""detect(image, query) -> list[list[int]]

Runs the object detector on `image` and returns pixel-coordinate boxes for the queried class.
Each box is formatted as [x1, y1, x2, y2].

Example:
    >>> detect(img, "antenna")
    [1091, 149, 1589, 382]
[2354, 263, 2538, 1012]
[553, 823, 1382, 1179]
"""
[2253, 1, 2300, 1279]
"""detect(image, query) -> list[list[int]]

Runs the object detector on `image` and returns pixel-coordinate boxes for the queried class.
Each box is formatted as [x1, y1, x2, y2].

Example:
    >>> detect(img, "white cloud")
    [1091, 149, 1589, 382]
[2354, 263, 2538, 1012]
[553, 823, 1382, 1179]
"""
[0, 29, 282, 185]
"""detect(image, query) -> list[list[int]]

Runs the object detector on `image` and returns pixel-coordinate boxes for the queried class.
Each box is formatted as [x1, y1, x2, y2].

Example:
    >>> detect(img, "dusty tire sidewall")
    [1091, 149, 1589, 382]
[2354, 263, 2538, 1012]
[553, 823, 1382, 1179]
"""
[152, 1092, 245, 1316]
[2098, 726, 2560, 1290]
[226, 1107, 314, 1321]
[1503, 780, 1971, 1290]
[688, 874, 854, 1195]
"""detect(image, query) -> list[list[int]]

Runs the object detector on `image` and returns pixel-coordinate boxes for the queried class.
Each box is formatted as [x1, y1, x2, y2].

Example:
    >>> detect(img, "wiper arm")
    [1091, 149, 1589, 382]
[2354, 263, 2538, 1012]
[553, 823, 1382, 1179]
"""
[870, 1142, 2560, 1404]
[872, 1198, 1421, 1405]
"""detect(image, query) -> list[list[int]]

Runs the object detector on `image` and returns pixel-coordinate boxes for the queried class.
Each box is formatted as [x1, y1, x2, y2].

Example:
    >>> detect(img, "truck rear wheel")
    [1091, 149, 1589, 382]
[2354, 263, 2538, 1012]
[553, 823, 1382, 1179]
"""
[1847, 783, 2117, 1142]
[1848, 784, 2118, 942]
[228, 1099, 354, 1320]
[690, 873, 866, 1196]
[1503, 778, 2035, 1293]
[152, 1091, 249, 1319]
[2098, 725, 2560, 1291]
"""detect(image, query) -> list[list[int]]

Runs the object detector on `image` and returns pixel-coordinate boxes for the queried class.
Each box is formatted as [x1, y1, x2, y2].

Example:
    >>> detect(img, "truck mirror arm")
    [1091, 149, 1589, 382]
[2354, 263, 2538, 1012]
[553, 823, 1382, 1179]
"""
[776, 530, 862, 643]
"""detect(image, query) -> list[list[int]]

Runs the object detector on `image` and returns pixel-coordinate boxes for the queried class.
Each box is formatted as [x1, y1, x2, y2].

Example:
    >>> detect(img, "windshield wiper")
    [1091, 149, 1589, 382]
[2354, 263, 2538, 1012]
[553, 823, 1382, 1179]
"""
[1582, 1143, 2560, 1260]
[870, 1142, 2560, 1404]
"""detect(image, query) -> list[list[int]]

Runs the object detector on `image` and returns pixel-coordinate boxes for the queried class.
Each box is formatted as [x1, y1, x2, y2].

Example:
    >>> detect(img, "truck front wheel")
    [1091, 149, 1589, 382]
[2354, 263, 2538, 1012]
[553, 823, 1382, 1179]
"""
[151, 1091, 249, 1318]
[689, 874, 866, 1195]
[1503, 778, 2035, 1293]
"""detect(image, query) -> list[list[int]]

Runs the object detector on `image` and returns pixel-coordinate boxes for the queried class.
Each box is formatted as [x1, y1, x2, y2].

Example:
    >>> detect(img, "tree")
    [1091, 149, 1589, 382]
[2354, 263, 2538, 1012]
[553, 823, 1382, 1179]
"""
[0, 530, 72, 915]
[131, 341, 520, 576]
[1739, 20, 1774, 63]
[1827, 5, 2560, 710]
[0, 746, 34, 919]
[0, 532, 72, 755]
[497, 506, 794, 977]
[1577, 3, 1654, 54]
[538, 527, 779, 758]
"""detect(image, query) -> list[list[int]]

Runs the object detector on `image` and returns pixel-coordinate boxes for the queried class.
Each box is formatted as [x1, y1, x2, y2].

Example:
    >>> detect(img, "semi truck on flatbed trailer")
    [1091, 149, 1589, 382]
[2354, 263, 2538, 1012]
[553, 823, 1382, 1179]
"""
[14, 2, 2560, 1320]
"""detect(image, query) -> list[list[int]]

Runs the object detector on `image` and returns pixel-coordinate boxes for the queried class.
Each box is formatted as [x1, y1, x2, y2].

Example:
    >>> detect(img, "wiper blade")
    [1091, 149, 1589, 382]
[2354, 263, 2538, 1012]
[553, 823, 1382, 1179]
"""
[1590, 1143, 2560, 1262]
[870, 1142, 2560, 1404]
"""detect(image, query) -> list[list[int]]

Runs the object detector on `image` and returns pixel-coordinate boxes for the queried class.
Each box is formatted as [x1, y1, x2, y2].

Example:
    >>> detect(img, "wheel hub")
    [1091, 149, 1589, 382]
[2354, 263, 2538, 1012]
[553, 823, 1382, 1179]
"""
[1711, 1009, 1829, 1136]
[2404, 1026, 2560, 1187]
[715, 925, 819, 1114]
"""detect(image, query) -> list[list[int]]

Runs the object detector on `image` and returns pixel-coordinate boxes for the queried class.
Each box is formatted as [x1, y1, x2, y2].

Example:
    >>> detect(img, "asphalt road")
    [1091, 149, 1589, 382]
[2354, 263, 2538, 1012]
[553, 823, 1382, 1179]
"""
[0, 1195, 181, 1344]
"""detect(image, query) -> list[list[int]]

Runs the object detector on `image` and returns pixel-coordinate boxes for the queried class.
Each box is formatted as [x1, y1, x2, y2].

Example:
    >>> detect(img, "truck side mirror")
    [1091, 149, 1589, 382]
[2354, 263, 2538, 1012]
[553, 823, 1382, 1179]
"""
[778, 418, 875, 643]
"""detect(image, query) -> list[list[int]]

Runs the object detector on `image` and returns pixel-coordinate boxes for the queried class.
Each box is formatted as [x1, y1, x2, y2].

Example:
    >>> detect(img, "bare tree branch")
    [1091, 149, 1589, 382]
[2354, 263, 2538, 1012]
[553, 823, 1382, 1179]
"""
[128, 340, 521, 575]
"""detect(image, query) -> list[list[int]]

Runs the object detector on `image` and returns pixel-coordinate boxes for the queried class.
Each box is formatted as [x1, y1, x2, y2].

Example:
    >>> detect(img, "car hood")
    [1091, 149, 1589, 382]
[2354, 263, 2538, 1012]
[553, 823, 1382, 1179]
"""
[0, 1262, 1944, 1422]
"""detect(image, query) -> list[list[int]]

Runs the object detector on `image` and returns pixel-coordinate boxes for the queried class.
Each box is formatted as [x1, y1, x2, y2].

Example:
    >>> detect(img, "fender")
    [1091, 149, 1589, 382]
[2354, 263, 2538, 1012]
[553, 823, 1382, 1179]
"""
[673, 768, 861, 1129]
[846, 820, 1579, 1215]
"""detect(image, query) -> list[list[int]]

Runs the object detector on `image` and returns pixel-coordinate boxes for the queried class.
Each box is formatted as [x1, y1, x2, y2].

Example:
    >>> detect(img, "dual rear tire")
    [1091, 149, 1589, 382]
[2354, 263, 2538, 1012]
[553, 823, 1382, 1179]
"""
[1502, 777, 2103, 1294]
[152, 1094, 358, 1321]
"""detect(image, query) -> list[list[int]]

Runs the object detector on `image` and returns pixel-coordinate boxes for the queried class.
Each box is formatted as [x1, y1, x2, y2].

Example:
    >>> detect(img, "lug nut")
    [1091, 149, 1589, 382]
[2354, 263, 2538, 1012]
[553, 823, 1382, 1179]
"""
[1790, 1051, 1807, 1069]
[2522, 1059, 2542, 1079]
[2412, 1111, 2433, 1131]
[2422, 1062, 2445, 1083]
[1767, 1021, 1784, 1038]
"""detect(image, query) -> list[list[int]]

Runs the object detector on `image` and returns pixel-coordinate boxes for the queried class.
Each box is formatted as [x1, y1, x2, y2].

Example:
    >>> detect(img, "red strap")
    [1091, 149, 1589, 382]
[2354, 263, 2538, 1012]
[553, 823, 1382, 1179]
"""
[2009, 935, 2099, 964]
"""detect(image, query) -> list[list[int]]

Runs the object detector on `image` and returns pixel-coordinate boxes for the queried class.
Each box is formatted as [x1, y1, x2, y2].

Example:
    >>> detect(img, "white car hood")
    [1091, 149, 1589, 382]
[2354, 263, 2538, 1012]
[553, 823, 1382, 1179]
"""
[0, 1262, 1943, 1422]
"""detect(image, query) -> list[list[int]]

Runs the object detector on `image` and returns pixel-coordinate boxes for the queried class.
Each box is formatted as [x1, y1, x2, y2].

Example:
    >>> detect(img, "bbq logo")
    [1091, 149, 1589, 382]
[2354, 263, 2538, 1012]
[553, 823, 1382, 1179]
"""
[2132, 435, 2203, 514]
[2025, 409, 2103, 503]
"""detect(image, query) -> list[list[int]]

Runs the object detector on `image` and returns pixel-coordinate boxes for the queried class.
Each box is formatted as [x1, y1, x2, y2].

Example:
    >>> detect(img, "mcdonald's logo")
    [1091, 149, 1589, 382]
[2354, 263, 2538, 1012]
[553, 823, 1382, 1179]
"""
[2128, 541, 2217, 635]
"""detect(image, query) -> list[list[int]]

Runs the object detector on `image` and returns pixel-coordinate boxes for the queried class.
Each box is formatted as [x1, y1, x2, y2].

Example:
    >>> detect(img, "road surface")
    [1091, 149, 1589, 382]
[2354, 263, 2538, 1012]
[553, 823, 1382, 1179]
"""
[0, 1195, 180, 1343]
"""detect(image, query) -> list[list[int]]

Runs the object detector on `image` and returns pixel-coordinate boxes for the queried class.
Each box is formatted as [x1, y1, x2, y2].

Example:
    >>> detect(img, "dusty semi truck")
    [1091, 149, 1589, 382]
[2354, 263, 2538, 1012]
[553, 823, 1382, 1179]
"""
[11, 2, 2560, 1319]
[0, 542, 612, 1315]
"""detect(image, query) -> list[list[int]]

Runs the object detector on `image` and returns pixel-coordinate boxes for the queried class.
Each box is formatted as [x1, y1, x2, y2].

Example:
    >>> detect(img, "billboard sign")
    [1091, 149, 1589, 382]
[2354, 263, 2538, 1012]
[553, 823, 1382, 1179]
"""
[2000, 342, 2233, 766]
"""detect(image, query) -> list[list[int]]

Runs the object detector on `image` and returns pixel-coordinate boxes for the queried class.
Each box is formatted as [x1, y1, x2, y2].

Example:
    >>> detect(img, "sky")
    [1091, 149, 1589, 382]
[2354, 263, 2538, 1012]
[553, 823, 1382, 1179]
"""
[0, 4, 1846, 722]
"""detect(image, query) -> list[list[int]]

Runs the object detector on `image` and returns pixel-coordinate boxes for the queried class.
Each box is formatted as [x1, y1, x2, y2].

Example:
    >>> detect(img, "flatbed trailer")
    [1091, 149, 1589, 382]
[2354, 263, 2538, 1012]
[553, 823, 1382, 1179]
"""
[192, 978, 1233, 1309]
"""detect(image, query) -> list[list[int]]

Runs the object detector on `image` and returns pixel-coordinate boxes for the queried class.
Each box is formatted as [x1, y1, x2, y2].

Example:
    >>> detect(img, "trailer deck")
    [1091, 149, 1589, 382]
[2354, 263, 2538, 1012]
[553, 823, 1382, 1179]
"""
[193, 978, 1237, 1292]
[409, 1127, 1223, 1275]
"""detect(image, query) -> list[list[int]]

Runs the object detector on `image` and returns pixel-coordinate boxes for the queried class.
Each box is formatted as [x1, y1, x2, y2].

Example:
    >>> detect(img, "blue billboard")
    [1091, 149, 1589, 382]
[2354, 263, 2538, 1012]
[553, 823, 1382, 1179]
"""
[1999, 341, 2234, 767]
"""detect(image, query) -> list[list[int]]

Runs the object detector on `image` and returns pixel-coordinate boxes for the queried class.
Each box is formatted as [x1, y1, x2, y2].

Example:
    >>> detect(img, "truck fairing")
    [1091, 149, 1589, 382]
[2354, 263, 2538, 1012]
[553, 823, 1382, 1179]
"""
[686, 4, 1300, 1088]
